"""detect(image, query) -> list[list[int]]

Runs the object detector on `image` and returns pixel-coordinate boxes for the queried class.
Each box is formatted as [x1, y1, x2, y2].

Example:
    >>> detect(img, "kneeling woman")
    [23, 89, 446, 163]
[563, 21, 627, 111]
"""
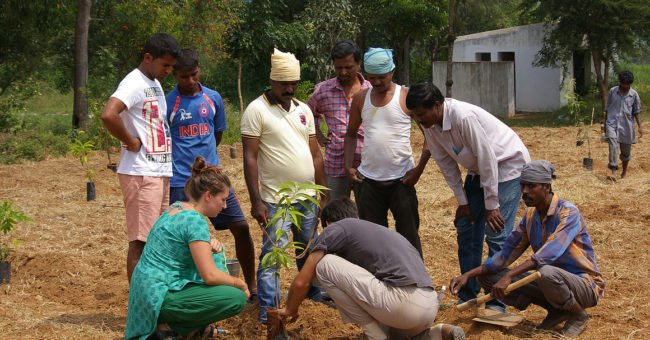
[126, 157, 249, 339]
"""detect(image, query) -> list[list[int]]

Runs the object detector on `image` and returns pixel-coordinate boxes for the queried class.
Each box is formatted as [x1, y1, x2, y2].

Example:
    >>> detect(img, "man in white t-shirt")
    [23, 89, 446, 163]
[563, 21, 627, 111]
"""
[241, 49, 328, 323]
[100, 33, 181, 283]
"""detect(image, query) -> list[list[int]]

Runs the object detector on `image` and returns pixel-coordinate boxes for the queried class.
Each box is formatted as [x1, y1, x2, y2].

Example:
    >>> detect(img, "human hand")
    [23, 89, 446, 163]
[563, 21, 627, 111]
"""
[639, 126, 643, 139]
[400, 168, 423, 187]
[251, 200, 268, 226]
[316, 133, 331, 147]
[454, 205, 473, 226]
[450, 275, 469, 296]
[273, 308, 298, 323]
[486, 208, 505, 232]
[347, 168, 364, 183]
[210, 238, 223, 253]
[125, 136, 142, 152]
[491, 275, 512, 300]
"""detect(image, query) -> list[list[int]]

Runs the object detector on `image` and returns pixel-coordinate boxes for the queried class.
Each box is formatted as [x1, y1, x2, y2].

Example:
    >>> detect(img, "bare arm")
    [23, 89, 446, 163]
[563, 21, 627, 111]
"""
[344, 90, 366, 182]
[309, 136, 329, 200]
[242, 137, 268, 225]
[189, 240, 250, 297]
[215, 131, 223, 147]
[100, 97, 141, 151]
[401, 122, 431, 186]
[277, 250, 325, 322]
[490, 259, 536, 299]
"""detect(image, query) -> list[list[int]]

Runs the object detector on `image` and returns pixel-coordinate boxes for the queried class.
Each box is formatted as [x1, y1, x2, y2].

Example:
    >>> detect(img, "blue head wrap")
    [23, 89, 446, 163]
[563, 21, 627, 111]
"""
[364, 48, 395, 75]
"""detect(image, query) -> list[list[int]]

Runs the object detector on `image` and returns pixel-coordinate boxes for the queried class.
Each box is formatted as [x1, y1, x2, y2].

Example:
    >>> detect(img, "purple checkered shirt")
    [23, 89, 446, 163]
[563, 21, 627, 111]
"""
[308, 74, 371, 178]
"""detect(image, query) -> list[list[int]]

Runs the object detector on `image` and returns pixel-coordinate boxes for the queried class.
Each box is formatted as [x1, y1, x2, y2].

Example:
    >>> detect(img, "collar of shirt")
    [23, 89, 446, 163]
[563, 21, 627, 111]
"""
[175, 83, 204, 98]
[540, 193, 561, 223]
[333, 73, 368, 91]
[441, 98, 453, 131]
[263, 90, 299, 111]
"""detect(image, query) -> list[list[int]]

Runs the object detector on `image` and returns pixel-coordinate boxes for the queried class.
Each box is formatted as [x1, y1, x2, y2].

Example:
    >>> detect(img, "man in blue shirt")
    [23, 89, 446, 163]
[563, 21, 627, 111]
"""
[450, 160, 604, 338]
[166, 49, 256, 295]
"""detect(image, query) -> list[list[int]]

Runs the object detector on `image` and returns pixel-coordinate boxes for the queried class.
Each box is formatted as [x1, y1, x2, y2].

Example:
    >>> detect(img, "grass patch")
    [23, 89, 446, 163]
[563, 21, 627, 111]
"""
[24, 87, 73, 115]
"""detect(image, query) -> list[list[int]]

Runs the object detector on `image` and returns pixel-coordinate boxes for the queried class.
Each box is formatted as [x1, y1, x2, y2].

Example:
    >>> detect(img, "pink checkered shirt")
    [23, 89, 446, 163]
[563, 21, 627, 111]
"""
[308, 75, 371, 178]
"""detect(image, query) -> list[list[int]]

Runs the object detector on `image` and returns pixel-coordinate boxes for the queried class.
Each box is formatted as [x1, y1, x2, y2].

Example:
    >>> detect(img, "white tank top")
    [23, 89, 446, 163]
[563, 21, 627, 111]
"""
[358, 85, 414, 180]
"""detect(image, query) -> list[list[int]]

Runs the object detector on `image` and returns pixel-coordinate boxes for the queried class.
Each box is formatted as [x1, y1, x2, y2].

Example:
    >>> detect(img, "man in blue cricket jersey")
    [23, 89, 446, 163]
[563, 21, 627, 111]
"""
[166, 49, 257, 296]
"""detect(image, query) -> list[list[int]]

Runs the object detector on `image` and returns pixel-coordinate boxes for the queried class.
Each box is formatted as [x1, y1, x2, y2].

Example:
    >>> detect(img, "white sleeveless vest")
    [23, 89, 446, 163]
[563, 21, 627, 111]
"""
[357, 85, 414, 180]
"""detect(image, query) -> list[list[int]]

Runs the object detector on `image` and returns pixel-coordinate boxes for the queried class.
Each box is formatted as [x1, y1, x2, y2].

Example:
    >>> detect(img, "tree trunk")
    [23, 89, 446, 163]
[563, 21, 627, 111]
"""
[73, 0, 91, 130]
[237, 58, 244, 115]
[445, 0, 457, 97]
[591, 50, 609, 121]
[396, 37, 411, 85]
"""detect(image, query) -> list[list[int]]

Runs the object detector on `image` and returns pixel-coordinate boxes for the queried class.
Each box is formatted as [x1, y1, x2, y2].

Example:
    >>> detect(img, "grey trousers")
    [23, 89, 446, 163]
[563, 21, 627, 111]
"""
[316, 254, 438, 339]
[478, 265, 598, 312]
[607, 137, 632, 169]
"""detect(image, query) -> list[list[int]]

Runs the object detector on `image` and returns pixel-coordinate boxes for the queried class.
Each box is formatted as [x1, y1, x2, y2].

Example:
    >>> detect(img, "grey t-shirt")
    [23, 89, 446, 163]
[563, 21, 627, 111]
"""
[312, 218, 434, 288]
[606, 86, 641, 144]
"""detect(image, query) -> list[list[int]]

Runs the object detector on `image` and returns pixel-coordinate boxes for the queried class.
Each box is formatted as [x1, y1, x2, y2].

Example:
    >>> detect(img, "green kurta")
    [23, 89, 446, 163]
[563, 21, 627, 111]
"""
[125, 203, 228, 339]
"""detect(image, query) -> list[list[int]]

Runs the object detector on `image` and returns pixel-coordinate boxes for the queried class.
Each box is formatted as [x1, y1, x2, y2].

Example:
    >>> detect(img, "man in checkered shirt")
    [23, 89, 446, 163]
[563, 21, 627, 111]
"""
[308, 40, 371, 200]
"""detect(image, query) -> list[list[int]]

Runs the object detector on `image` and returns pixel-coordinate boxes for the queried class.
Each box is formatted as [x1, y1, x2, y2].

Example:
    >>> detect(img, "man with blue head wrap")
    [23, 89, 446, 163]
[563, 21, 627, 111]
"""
[343, 47, 431, 256]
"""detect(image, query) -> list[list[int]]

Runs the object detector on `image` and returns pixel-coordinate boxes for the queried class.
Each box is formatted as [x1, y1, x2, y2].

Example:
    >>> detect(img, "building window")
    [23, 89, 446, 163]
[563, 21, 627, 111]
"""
[498, 52, 515, 61]
[475, 52, 491, 61]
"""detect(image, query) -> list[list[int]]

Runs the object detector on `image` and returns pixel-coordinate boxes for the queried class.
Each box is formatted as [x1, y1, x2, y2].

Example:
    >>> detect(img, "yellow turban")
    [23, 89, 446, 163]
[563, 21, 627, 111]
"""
[270, 48, 300, 81]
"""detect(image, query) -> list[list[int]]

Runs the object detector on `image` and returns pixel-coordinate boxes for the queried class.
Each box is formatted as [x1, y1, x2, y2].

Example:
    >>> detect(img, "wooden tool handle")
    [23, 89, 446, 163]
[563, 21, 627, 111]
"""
[456, 271, 541, 311]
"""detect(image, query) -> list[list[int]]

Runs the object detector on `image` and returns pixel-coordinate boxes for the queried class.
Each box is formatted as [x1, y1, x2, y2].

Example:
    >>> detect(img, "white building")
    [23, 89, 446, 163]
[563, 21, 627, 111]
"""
[451, 23, 591, 113]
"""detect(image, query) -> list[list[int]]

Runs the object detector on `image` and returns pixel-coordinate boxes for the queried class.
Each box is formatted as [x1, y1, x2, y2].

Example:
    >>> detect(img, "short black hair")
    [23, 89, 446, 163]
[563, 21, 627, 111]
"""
[143, 33, 181, 59]
[320, 197, 358, 225]
[405, 81, 445, 110]
[174, 48, 200, 72]
[619, 70, 634, 85]
[331, 40, 361, 63]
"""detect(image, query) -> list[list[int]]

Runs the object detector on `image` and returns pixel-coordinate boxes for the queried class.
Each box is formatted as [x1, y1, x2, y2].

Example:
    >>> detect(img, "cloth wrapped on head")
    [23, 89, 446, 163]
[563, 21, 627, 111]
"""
[520, 160, 555, 184]
[270, 48, 300, 81]
[364, 48, 395, 74]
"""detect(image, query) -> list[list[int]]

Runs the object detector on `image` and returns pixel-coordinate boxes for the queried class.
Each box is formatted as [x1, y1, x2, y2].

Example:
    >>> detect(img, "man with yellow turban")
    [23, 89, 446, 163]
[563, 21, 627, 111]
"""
[343, 48, 429, 256]
[240, 48, 328, 323]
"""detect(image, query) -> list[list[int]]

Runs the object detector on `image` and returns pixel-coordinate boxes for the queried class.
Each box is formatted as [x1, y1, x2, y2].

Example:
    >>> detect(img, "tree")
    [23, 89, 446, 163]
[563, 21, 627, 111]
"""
[73, 0, 91, 130]
[300, 0, 359, 82]
[520, 0, 650, 111]
[227, 0, 310, 108]
[354, 0, 443, 85]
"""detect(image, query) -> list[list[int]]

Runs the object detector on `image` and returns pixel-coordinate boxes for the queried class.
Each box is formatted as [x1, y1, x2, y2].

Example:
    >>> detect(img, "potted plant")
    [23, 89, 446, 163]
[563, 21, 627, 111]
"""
[0, 201, 29, 284]
[70, 131, 96, 201]
[261, 181, 328, 340]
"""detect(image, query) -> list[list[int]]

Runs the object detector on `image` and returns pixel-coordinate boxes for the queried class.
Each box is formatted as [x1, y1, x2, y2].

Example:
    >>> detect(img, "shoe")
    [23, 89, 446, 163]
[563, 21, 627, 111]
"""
[536, 308, 570, 330]
[561, 310, 589, 337]
[247, 291, 258, 304]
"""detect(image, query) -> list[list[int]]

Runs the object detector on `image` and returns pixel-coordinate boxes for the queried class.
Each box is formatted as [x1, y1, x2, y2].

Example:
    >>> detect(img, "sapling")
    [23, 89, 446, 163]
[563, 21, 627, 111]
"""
[0, 201, 29, 284]
[70, 131, 96, 200]
[260, 181, 328, 339]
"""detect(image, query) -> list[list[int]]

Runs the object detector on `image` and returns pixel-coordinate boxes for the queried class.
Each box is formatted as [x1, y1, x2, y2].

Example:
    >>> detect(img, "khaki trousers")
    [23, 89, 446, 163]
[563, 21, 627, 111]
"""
[316, 255, 438, 339]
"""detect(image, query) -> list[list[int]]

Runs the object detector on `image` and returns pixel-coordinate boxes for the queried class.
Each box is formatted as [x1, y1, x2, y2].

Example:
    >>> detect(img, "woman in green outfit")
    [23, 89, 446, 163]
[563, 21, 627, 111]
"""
[125, 156, 250, 340]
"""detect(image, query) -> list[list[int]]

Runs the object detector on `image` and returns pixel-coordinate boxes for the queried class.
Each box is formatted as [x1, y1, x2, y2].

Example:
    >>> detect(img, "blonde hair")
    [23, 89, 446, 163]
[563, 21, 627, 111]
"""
[184, 156, 231, 200]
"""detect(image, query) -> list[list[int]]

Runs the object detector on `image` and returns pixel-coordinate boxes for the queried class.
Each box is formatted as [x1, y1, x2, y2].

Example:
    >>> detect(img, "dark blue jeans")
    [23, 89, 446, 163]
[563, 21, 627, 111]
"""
[456, 175, 520, 304]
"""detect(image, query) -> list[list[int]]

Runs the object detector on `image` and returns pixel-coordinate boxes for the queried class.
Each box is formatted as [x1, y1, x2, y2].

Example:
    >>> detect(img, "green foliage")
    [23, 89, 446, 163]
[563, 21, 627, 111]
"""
[0, 201, 29, 262]
[300, 0, 359, 82]
[70, 130, 95, 182]
[260, 181, 328, 271]
[521, 0, 650, 69]
[294, 81, 314, 103]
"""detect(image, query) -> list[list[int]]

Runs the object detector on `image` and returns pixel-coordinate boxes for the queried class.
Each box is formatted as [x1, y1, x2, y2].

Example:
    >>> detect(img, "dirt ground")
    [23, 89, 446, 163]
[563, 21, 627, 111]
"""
[1, 123, 649, 339]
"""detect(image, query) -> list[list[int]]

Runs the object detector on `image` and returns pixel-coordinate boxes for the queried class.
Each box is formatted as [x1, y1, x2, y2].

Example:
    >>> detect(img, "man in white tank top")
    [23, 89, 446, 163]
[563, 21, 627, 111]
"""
[343, 48, 431, 256]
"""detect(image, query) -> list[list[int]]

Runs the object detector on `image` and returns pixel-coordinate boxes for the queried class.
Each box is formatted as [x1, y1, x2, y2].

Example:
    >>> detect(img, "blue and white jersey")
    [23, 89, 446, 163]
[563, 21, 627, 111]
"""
[166, 84, 227, 188]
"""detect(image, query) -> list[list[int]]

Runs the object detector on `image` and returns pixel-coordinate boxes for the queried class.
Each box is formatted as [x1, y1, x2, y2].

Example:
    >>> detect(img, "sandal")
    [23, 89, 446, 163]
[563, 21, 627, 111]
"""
[247, 291, 259, 304]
